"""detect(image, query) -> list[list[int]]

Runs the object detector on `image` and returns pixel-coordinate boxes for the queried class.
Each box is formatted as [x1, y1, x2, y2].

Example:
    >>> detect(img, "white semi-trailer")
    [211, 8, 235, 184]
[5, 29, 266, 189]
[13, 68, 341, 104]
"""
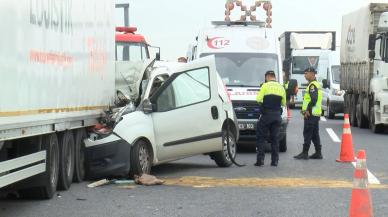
[341, 3, 388, 133]
[0, 0, 115, 198]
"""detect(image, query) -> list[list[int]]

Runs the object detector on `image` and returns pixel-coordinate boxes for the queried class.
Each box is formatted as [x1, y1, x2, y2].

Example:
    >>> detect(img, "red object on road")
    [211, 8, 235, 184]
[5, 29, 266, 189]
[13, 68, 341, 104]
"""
[349, 150, 374, 217]
[336, 114, 356, 162]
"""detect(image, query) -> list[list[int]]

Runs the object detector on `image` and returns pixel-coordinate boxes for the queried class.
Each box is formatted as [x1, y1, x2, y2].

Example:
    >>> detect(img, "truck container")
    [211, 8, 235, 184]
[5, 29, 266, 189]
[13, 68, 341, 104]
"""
[340, 3, 388, 133]
[0, 0, 115, 198]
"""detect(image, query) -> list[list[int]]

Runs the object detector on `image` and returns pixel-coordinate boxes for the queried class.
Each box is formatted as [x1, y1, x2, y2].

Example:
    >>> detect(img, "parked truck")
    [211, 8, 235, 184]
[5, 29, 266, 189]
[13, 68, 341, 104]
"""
[0, 0, 115, 199]
[279, 31, 336, 107]
[341, 3, 388, 133]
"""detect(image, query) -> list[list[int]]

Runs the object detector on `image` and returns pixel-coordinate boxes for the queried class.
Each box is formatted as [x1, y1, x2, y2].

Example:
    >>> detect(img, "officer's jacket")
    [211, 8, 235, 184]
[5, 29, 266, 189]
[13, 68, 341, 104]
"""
[302, 80, 322, 116]
[256, 80, 286, 112]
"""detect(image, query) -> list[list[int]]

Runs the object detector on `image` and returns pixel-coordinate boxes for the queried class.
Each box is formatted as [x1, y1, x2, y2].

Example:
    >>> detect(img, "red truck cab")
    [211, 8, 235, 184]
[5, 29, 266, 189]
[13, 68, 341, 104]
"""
[115, 26, 150, 61]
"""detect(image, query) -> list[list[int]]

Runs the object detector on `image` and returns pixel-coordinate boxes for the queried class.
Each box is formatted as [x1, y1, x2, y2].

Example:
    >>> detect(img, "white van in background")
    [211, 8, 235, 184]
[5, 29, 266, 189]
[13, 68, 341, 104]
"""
[322, 50, 345, 119]
[188, 21, 288, 152]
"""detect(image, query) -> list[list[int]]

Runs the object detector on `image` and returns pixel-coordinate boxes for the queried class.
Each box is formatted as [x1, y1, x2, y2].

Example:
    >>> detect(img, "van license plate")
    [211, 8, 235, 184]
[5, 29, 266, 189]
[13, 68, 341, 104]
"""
[238, 123, 255, 130]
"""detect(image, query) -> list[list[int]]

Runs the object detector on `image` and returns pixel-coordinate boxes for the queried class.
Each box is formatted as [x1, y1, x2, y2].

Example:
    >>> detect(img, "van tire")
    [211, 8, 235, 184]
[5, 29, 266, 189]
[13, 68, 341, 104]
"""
[212, 130, 236, 167]
[130, 140, 152, 176]
[57, 131, 75, 190]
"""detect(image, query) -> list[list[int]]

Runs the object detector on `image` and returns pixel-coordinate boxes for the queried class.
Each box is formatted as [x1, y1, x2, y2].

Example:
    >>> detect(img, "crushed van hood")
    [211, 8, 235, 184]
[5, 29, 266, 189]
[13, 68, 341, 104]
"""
[115, 59, 154, 105]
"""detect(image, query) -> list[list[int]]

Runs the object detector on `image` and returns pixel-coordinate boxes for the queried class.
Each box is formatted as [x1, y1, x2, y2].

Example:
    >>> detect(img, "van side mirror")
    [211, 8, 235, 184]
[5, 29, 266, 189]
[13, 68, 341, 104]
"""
[368, 34, 376, 51]
[322, 79, 329, 89]
[143, 99, 154, 114]
[369, 50, 376, 60]
[155, 52, 160, 61]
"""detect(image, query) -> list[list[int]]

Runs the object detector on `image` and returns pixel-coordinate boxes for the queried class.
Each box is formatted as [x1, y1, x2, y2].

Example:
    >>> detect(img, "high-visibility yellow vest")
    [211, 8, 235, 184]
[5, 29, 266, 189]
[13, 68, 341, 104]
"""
[302, 80, 322, 116]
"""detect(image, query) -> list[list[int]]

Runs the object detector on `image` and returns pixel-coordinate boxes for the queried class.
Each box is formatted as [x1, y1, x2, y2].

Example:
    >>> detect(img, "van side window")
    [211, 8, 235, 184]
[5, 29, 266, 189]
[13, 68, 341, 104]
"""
[156, 68, 210, 112]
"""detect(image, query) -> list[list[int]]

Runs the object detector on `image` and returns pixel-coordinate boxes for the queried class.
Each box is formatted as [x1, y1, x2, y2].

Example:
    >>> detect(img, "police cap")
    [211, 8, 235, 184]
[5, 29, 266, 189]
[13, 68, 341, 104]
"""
[304, 67, 317, 74]
[265, 70, 276, 77]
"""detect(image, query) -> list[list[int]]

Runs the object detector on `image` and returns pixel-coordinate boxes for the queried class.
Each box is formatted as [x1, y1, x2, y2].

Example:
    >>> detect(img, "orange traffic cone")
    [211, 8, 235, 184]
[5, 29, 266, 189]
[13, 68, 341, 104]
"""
[349, 150, 373, 217]
[336, 114, 355, 162]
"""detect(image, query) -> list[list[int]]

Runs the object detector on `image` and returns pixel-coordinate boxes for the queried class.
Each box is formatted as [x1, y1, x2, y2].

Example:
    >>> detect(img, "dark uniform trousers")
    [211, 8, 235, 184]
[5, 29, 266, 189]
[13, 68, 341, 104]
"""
[303, 115, 321, 152]
[256, 111, 282, 162]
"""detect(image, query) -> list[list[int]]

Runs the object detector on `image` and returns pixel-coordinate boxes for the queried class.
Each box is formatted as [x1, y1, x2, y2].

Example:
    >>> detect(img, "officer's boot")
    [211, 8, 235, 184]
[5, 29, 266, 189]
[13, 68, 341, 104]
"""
[293, 146, 309, 160]
[309, 146, 323, 159]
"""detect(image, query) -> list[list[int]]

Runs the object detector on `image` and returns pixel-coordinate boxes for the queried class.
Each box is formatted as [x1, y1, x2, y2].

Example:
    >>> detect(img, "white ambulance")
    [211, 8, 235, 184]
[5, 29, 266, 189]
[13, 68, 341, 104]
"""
[188, 21, 288, 151]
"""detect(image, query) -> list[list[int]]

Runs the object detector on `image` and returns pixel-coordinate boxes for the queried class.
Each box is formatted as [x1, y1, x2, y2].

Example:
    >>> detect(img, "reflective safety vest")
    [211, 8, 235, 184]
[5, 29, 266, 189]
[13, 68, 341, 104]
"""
[302, 80, 322, 116]
[284, 81, 289, 90]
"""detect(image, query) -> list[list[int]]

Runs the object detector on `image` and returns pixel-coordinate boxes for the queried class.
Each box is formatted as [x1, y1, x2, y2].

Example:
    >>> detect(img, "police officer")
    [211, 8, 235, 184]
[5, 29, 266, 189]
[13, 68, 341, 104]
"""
[294, 67, 323, 160]
[255, 71, 286, 167]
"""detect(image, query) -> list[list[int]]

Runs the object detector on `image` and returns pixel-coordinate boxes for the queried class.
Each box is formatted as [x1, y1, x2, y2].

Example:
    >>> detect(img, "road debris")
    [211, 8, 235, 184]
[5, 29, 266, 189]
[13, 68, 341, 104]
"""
[134, 174, 165, 186]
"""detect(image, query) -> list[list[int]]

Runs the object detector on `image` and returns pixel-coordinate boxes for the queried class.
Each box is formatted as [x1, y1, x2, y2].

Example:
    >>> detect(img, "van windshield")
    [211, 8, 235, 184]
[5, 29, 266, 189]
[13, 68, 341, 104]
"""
[292, 56, 319, 74]
[332, 65, 340, 83]
[200, 53, 279, 87]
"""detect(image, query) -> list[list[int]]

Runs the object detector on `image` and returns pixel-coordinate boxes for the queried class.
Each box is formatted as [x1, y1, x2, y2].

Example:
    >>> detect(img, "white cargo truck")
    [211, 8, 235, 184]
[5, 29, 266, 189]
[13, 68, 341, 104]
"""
[0, 0, 115, 198]
[188, 20, 288, 152]
[341, 3, 388, 133]
[279, 31, 336, 107]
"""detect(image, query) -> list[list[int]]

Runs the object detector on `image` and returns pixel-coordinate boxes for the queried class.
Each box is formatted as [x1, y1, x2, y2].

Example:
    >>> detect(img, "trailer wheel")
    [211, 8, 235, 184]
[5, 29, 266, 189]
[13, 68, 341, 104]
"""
[130, 140, 152, 176]
[350, 95, 358, 127]
[73, 129, 86, 183]
[57, 131, 75, 190]
[356, 96, 368, 128]
[19, 134, 59, 199]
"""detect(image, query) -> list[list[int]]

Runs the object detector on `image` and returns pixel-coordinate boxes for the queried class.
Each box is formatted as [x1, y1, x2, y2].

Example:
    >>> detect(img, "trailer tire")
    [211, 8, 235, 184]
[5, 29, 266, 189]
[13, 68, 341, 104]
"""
[57, 131, 75, 190]
[73, 129, 86, 183]
[350, 95, 358, 127]
[356, 96, 368, 128]
[130, 140, 152, 176]
[19, 134, 59, 199]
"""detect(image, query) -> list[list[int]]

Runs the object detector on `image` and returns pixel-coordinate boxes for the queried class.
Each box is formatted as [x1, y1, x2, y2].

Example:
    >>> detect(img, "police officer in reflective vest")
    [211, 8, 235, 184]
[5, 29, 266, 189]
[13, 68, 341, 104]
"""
[255, 71, 286, 167]
[294, 67, 323, 160]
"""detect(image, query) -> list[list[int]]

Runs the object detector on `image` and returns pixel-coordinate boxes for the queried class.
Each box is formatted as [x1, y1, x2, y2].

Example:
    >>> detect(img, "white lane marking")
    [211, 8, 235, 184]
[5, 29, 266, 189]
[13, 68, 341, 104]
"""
[326, 127, 381, 185]
[320, 116, 327, 121]
[326, 128, 341, 143]
[352, 161, 381, 185]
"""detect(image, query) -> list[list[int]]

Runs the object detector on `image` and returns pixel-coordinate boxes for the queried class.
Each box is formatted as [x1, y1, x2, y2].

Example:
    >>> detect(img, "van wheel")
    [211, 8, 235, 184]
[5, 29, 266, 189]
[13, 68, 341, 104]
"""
[212, 129, 236, 167]
[73, 129, 86, 183]
[326, 101, 335, 119]
[130, 140, 152, 176]
[57, 131, 75, 190]
[279, 134, 287, 152]
[370, 106, 384, 134]
[19, 134, 59, 199]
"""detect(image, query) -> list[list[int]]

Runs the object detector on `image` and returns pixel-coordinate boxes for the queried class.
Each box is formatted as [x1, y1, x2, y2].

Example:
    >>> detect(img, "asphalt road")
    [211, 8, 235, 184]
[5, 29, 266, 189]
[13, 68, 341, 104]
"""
[1, 110, 388, 217]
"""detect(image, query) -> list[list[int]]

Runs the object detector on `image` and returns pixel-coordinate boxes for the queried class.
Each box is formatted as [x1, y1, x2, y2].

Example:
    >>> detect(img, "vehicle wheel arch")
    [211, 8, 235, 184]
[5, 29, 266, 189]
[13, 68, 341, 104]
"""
[221, 118, 237, 138]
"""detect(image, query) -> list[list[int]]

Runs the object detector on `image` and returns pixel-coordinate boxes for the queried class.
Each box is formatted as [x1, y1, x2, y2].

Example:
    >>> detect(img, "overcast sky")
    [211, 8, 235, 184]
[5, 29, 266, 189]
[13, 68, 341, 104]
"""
[117, 0, 375, 60]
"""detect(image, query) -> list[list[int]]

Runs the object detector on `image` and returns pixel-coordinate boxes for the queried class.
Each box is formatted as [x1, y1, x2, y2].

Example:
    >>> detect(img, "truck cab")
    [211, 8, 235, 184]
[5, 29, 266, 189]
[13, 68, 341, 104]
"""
[188, 21, 288, 151]
[115, 27, 150, 61]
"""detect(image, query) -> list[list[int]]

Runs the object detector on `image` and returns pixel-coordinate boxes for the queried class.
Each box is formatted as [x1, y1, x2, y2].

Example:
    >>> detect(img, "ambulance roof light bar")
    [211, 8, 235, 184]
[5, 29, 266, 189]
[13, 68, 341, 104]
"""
[212, 21, 265, 27]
